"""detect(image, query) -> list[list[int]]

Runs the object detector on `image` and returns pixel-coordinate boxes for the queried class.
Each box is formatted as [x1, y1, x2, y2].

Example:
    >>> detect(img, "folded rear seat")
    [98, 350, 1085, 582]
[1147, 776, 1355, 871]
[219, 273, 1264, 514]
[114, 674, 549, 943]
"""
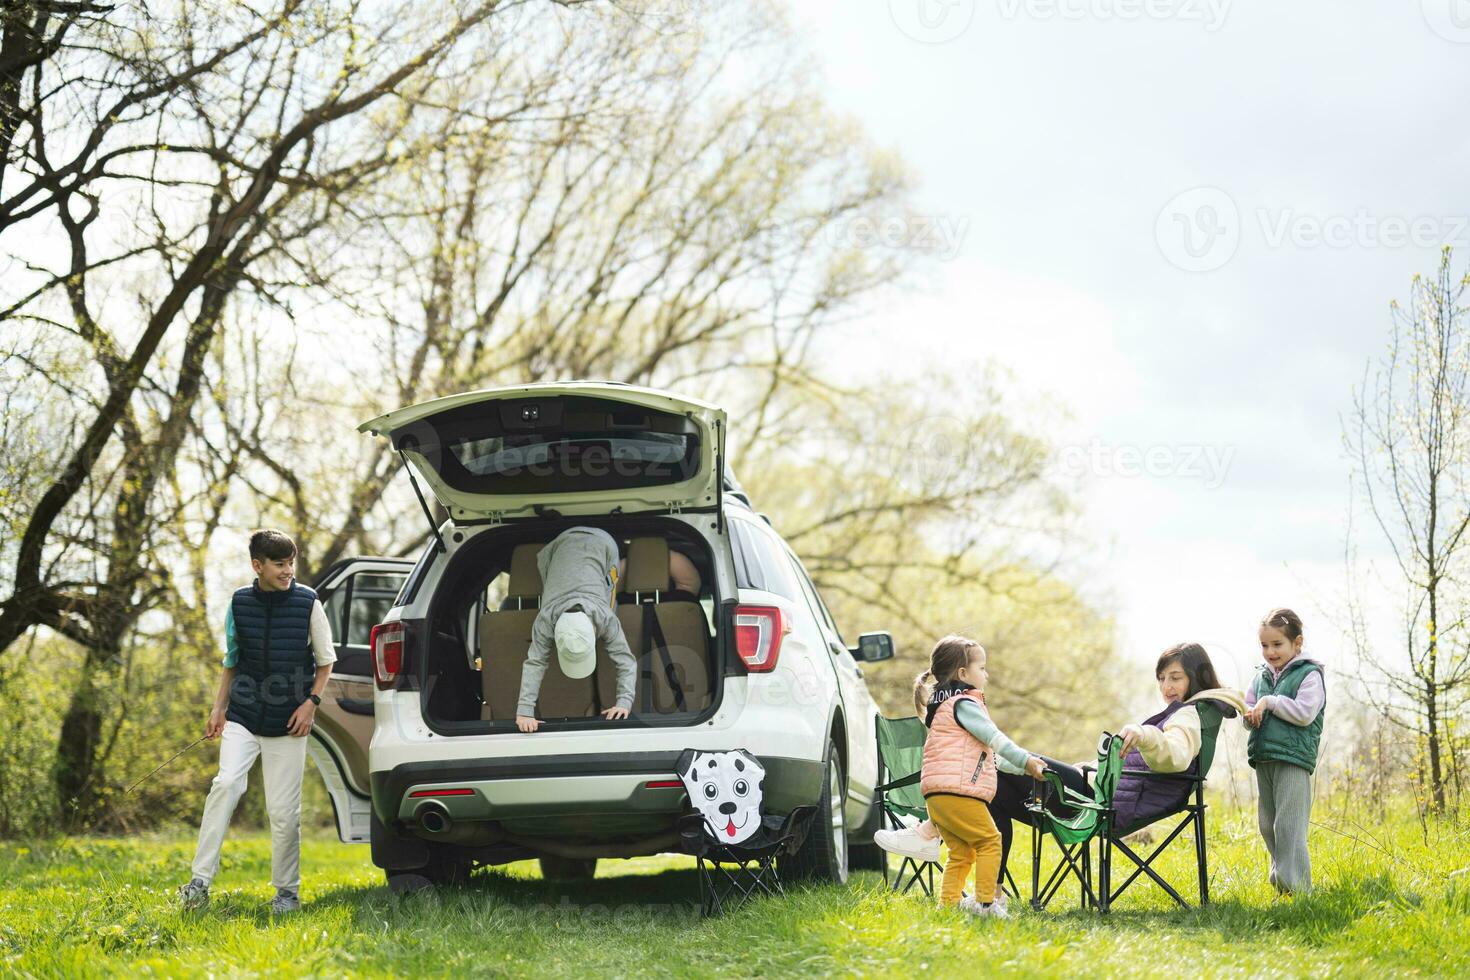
[610, 536, 713, 715]
[480, 542, 595, 720]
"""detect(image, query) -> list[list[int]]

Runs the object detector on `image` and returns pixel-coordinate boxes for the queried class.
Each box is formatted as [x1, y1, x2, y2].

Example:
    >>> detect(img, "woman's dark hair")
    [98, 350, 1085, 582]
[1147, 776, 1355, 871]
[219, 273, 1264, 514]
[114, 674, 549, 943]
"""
[1155, 642, 1220, 699]
[912, 634, 984, 717]
[1260, 607, 1303, 642]
[249, 529, 297, 562]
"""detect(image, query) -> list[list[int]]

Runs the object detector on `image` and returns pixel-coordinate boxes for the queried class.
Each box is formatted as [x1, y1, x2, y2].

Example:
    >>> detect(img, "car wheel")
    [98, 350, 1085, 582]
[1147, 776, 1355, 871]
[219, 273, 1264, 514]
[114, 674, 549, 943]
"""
[782, 739, 848, 884]
[538, 856, 598, 881]
[848, 770, 888, 877]
[386, 845, 472, 892]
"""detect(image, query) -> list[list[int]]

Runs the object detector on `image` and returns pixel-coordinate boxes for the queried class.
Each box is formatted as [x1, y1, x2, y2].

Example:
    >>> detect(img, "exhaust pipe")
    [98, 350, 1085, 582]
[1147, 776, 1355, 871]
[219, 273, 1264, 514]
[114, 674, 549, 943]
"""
[416, 802, 452, 835]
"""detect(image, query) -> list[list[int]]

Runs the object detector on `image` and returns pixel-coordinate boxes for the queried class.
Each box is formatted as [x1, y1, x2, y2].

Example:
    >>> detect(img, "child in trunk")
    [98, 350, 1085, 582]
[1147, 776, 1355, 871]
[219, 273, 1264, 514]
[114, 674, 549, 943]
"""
[515, 526, 637, 732]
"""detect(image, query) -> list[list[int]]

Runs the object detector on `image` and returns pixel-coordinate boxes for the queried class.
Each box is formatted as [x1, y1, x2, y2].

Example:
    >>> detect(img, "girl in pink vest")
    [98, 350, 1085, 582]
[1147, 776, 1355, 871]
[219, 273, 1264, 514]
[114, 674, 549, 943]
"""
[916, 635, 1046, 917]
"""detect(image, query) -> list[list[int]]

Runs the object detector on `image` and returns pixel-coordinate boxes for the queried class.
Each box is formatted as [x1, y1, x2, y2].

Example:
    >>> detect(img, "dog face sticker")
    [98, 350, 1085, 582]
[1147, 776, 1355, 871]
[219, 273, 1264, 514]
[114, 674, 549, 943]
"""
[678, 749, 765, 844]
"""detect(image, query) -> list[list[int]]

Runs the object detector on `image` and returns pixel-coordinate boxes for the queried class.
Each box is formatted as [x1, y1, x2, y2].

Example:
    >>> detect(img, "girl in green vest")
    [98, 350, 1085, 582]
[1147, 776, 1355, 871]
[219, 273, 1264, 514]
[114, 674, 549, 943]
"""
[1244, 608, 1324, 895]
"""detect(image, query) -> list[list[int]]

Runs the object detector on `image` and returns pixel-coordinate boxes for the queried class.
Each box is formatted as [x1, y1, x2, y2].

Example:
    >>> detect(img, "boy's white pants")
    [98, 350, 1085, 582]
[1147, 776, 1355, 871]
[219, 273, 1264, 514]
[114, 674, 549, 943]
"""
[190, 720, 308, 893]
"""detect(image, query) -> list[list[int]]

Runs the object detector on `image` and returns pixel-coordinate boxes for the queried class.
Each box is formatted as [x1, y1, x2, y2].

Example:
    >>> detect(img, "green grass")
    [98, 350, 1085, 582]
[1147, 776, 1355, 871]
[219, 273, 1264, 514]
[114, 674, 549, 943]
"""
[2, 803, 1468, 978]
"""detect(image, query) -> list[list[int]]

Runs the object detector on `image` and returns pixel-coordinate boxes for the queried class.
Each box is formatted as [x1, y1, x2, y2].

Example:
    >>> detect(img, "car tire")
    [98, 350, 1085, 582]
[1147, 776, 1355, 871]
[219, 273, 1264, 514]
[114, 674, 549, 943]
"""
[782, 739, 849, 884]
[849, 752, 889, 878]
[538, 856, 598, 881]
[386, 845, 472, 892]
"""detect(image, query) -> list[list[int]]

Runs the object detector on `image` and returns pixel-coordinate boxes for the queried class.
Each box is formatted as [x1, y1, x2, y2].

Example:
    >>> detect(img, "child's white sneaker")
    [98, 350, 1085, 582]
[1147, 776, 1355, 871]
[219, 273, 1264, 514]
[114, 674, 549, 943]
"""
[267, 888, 301, 914]
[176, 877, 210, 911]
[958, 895, 1010, 920]
[873, 826, 942, 863]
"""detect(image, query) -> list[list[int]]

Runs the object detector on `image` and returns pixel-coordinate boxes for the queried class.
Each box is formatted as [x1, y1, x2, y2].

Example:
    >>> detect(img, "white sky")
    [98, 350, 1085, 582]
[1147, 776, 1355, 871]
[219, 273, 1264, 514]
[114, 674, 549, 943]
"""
[791, 0, 1470, 690]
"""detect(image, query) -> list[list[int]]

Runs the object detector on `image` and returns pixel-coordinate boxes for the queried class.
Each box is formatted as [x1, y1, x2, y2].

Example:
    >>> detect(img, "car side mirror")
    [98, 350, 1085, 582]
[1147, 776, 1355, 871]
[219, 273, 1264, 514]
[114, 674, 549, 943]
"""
[851, 632, 895, 663]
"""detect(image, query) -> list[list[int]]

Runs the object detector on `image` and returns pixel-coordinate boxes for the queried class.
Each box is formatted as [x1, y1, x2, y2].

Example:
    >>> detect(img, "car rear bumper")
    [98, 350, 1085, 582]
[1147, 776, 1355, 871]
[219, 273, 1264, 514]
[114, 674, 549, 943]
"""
[372, 750, 824, 831]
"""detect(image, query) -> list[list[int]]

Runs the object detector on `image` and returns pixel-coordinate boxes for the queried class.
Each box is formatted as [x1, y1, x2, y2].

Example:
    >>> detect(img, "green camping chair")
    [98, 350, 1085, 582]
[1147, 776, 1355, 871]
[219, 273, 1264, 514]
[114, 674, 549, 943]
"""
[874, 715, 940, 896]
[1028, 731, 1123, 911]
[1030, 702, 1227, 913]
[873, 715, 1022, 900]
[1096, 699, 1227, 911]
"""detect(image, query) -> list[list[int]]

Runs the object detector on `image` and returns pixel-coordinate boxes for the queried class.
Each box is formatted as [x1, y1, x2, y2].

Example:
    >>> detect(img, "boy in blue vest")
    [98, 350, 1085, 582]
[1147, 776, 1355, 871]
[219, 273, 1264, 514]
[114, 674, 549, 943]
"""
[1244, 607, 1324, 895]
[177, 530, 336, 913]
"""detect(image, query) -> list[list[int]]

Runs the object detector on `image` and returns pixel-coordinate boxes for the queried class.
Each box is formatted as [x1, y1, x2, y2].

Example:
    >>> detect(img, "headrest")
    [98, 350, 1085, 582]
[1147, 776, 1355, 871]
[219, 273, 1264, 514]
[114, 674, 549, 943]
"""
[622, 537, 670, 594]
[507, 543, 544, 597]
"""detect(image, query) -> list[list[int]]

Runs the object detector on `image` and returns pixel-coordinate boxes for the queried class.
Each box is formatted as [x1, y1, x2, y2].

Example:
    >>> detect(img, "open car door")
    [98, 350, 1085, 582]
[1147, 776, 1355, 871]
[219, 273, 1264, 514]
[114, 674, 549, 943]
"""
[358, 381, 727, 525]
[308, 557, 413, 843]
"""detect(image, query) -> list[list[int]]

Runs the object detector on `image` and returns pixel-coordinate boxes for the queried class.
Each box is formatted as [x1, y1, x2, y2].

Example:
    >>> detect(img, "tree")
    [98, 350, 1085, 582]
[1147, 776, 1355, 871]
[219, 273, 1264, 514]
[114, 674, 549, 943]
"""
[0, 0, 588, 823]
[735, 368, 1126, 754]
[1346, 247, 1470, 813]
[225, 0, 910, 577]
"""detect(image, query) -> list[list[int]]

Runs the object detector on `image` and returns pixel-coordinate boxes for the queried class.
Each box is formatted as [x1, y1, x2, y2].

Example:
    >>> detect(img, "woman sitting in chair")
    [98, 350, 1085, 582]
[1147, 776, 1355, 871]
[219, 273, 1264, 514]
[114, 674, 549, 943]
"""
[877, 642, 1245, 903]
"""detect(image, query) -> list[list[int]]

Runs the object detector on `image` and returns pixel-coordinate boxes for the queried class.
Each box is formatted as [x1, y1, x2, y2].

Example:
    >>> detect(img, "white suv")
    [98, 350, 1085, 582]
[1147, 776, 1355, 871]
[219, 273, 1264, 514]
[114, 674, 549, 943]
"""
[305, 381, 895, 887]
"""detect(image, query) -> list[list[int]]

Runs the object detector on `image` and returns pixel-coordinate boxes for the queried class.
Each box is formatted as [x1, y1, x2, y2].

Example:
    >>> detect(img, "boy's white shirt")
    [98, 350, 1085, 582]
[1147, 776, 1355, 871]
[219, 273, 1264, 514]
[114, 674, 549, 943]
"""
[307, 601, 336, 666]
[1123, 688, 1247, 773]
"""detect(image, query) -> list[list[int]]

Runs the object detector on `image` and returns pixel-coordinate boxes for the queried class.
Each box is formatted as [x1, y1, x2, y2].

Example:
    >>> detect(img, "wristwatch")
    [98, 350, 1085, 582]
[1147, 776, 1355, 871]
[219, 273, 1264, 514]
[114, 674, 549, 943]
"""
[306, 694, 321, 706]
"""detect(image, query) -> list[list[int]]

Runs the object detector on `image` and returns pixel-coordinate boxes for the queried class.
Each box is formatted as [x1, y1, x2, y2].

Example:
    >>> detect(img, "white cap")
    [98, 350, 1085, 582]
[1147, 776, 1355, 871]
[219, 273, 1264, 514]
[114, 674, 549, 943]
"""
[553, 610, 597, 679]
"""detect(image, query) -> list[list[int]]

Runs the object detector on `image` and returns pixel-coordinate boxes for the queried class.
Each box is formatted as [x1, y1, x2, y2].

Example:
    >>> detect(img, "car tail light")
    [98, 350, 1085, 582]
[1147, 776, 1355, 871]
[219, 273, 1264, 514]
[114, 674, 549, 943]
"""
[644, 779, 683, 789]
[371, 621, 405, 689]
[734, 605, 787, 672]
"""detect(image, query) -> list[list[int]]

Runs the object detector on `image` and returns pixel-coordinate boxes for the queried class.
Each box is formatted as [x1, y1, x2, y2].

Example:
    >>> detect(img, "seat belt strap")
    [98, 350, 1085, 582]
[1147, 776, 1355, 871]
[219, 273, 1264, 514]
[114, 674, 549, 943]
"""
[644, 601, 687, 713]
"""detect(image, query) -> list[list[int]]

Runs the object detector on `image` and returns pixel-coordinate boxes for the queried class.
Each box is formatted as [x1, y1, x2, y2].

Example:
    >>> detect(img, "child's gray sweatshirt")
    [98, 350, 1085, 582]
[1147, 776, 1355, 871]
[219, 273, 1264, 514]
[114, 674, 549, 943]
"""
[516, 527, 636, 717]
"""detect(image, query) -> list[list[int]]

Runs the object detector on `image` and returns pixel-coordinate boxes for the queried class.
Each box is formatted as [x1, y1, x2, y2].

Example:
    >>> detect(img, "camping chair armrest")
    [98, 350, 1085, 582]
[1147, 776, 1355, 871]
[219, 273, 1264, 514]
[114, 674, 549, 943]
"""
[1119, 768, 1205, 783]
[1033, 768, 1100, 811]
[874, 771, 921, 794]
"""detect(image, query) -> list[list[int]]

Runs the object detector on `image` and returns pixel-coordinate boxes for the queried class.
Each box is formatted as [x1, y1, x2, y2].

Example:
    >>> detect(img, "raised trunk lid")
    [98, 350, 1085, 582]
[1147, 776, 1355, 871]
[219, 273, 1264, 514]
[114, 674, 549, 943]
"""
[359, 381, 727, 523]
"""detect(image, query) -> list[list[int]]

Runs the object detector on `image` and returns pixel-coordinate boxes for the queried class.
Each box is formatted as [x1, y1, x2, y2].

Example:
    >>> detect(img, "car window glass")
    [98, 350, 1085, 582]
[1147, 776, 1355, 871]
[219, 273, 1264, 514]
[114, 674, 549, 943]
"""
[346, 572, 407, 647]
[787, 552, 846, 646]
[324, 587, 348, 642]
[729, 518, 800, 601]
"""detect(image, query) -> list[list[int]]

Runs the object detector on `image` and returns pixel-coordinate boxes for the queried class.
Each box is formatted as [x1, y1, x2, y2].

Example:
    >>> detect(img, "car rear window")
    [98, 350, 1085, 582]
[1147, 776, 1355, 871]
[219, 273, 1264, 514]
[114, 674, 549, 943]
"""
[394, 395, 702, 495]
[446, 432, 697, 491]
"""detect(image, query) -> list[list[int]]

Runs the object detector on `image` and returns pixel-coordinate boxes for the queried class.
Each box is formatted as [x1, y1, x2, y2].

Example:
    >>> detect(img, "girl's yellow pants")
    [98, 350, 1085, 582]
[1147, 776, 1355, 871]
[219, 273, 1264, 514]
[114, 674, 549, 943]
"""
[927, 793, 1001, 907]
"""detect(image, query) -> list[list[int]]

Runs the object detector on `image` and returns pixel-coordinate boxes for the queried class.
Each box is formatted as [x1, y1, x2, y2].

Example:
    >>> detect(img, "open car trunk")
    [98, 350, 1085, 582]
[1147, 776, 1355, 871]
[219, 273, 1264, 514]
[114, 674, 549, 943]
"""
[420, 517, 724, 734]
[358, 382, 727, 524]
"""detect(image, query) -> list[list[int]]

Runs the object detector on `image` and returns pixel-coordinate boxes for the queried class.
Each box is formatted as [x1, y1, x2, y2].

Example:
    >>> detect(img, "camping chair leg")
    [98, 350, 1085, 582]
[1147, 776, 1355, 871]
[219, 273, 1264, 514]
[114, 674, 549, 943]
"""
[1110, 833, 1193, 910]
[1193, 787, 1209, 905]
[1099, 832, 1112, 914]
[1002, 864, 1021, 906]
[1035, 840, 1094, 911]
[1030, 820, 1042, 911]
[697, 855, 719, 918]
[1080, 840, 1091, 910]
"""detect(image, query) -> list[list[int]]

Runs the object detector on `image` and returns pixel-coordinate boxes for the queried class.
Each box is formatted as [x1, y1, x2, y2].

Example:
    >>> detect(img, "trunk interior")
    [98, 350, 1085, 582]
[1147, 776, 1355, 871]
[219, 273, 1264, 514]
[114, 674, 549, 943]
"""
[421, 517, 725, 734]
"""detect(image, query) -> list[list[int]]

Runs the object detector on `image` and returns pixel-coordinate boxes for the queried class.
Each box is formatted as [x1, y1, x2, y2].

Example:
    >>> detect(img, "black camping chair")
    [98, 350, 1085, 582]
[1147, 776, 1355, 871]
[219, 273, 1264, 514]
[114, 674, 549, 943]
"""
[676, 805, 818, 917]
